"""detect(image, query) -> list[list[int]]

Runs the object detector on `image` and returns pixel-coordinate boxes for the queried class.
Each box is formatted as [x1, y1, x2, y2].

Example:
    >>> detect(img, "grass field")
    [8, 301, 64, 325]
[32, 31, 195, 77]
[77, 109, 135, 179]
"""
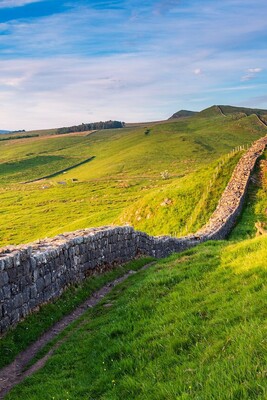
[0, 112, 266, 246]
[5, 203, 267, 399]
[1, 109, 267, 399]
[3, 152, 267, 399]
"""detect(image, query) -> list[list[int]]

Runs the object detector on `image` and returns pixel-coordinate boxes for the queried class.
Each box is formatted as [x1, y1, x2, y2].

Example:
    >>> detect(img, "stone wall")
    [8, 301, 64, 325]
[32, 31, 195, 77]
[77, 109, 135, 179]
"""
[0, 135, 267, 334]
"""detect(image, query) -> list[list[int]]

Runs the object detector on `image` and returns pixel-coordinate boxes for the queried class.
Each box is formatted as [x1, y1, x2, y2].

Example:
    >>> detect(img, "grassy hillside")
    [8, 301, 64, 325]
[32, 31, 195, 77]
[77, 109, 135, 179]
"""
[0, 113, 266, 246]
[230, 151, 267, 241]
[0, 134, 95, 184]
[5, 237, 267, 399]
[169, 110, 198, 119]
[117, 152, 242, 236]
[4, 160, 267, 398]
[219, 105, 267, 116]
[199, 105, 267, 118]
[53, 114, 265, 181]
[0, 128, 57, 141]
[2, 115, 267, 399]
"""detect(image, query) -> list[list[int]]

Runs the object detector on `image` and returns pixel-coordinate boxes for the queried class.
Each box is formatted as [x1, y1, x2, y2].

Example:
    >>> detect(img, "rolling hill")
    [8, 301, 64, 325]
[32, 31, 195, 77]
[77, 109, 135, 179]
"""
[0, 108, 266, 245]
[169, 105, 267, 120]
[1, 105, 267, 399]
[198, 104, 267, 118]
[169, 109, 198, 119]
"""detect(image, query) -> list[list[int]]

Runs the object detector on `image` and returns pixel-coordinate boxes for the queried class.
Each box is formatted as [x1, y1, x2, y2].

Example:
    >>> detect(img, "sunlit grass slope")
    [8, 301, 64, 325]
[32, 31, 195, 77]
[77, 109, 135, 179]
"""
[52, 113, 265, 181]
[4, 150, 267, 399]
[6, 235, 267, 400]
[199, 105, 267, 118]
[0, 113, 266, 246]
[0, 134, 95, 184]
[3, 119, 267, 400]
[230, 151, 267, 241]
[116, 152, 242, 236]
[0, 152, 242, 244]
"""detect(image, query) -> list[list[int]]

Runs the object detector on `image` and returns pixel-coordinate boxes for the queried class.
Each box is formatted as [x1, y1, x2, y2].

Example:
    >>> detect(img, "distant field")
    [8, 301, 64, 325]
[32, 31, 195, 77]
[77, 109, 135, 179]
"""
[0, 112, 266, 246]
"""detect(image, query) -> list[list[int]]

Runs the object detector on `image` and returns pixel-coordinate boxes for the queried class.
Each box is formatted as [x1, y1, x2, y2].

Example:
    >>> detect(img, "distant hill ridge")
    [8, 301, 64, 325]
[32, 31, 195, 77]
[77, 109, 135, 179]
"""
[170, 105, 267, 119]
[169, 110, 198, 119]
[3, 104, 267, 136]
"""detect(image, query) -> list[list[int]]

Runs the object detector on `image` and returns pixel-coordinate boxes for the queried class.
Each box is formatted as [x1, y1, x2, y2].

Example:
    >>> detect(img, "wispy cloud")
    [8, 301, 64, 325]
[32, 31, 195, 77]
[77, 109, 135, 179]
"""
[241, 67, 263, 81]
[0, 0, 44, 8]
[193, 68, 202, 76]
[0, 0, 267, 129]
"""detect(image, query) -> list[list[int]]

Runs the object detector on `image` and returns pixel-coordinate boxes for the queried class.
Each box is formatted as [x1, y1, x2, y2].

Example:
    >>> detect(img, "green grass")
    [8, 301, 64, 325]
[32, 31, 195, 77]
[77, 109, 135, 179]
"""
[2, 112, 267, 398]
[0, 257, 154, 370]
[230, 151, 267, 241]
[219, 105, 267, 117]
[0, 152, 243, 245]
[198, 105, 267, 118]
[56, 114, 265, 181]
[117, 152, 243, 236]
[5, 237, 267, 400]
[3, 165, 267, 397]
[0, 135, 94, 184]
[0, 113, 266, 246]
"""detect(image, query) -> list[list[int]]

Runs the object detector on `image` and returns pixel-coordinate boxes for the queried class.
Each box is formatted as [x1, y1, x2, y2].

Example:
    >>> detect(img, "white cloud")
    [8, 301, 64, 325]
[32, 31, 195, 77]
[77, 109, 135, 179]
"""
[241, 67, 263, 81]
[0, 0, 43, 8]
[0, 1, 267, 128]
[194, 68, 202, 75]
[248, 68, 262, 73]
[0, 47, 266, 130]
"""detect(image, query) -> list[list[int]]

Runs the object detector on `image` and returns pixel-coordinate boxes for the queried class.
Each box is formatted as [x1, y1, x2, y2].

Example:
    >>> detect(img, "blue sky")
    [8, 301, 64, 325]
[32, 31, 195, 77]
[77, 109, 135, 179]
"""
[0, 0, 267, 129]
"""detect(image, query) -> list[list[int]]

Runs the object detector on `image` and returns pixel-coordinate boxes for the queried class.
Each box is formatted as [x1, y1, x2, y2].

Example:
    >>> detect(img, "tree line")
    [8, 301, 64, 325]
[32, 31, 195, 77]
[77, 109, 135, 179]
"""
[56, 120, 125, 134]
[0, 134, 38, 142]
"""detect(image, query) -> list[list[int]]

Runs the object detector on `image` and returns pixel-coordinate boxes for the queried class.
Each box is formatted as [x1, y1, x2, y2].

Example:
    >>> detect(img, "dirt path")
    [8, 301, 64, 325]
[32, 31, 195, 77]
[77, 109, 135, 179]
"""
[22, 155, 95, 184]
[0, 262, 154, 399]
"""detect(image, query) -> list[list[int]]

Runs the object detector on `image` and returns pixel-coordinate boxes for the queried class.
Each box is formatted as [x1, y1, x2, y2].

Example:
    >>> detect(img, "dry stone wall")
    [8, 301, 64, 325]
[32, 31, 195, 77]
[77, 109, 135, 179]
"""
[0, 135, 267, 335]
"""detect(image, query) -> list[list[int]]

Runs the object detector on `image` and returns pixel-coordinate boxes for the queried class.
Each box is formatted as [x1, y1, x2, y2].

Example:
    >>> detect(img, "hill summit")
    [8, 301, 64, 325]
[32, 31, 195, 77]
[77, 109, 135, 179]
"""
[170, 104, 267, 119]
[169, 109, 198, 119]
[199, 105, 267, 117]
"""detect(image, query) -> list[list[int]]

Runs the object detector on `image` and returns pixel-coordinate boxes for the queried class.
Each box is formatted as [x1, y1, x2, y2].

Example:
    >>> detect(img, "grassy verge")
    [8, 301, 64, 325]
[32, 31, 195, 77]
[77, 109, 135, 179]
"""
[230, 151, 267, 241]
[0, 257, 154, 370]
[117, 152, 243, 236]
[5, 238, 267, 400]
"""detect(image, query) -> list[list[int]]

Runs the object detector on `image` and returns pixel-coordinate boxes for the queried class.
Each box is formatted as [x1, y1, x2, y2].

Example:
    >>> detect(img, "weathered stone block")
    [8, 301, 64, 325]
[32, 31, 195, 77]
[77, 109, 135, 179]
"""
[10, 284, 19, 296]
[13, 293, 23, 308]
[2, 285, 11, 300]
[30, 284, 38, 299]
[3, 299, 14, 315]
[36, 277, 45, 292]
[0, 271, 9, 287]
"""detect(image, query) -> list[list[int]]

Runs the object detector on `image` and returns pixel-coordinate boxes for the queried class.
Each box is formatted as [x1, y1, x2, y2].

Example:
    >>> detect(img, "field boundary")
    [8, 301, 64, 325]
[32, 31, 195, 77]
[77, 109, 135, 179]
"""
[22, 156, 95, 184]
[256, 114, 267, 128]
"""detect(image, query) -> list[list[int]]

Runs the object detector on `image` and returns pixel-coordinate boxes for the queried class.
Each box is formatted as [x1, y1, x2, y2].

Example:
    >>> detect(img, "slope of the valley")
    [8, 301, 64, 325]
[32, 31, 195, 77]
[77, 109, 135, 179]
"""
[0, 110, 266, 246]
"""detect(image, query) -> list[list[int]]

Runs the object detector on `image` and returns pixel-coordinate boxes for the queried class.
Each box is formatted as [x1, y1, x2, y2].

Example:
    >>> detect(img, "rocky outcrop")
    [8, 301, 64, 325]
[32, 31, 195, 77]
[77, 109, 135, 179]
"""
[0, 135, 267, 334]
